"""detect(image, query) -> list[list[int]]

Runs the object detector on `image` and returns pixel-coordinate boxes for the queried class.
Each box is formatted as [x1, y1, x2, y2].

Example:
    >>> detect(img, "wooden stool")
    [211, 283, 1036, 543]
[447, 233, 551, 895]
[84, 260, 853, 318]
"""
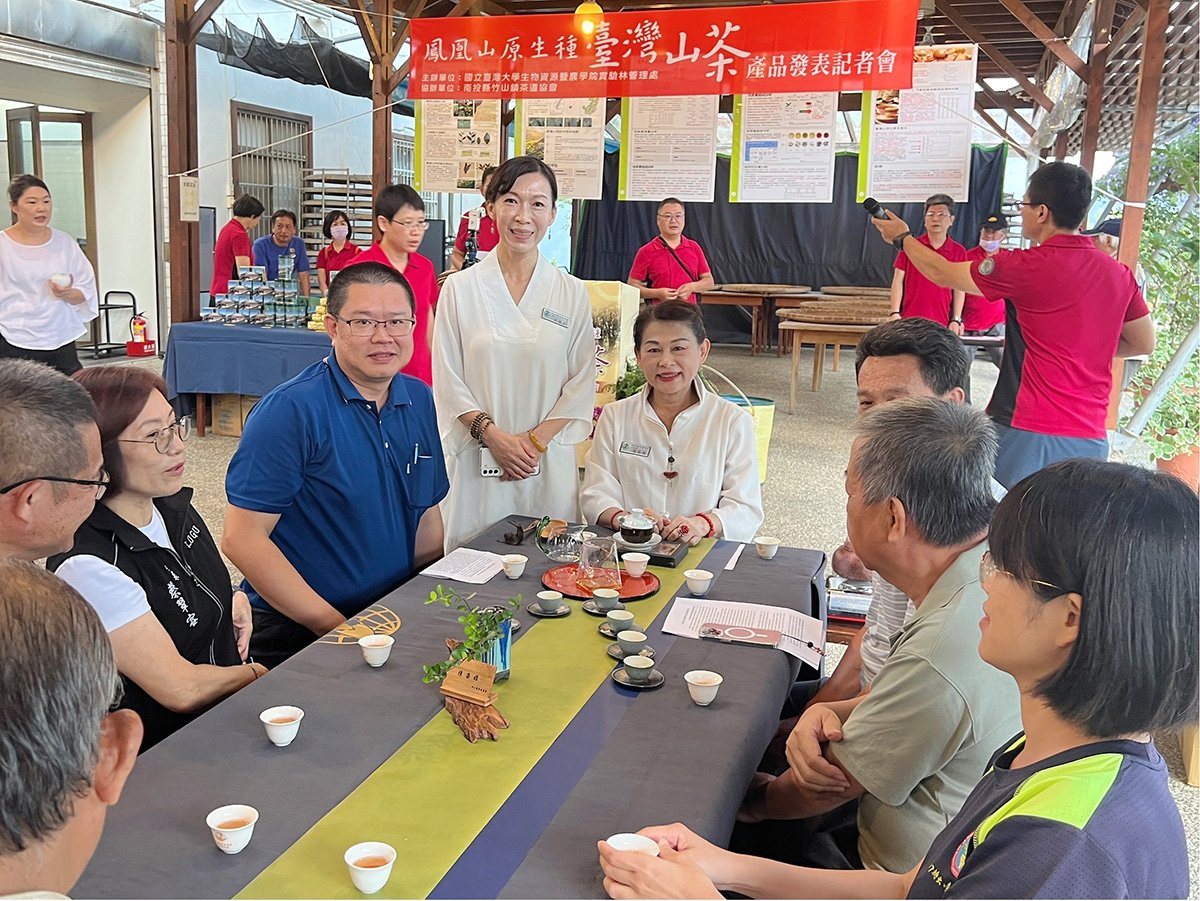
[778, 322, 875, 412]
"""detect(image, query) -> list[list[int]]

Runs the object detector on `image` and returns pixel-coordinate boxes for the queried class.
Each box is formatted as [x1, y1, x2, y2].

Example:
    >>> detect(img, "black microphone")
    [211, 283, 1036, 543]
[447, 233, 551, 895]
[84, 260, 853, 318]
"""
[862, 197, 890, 220]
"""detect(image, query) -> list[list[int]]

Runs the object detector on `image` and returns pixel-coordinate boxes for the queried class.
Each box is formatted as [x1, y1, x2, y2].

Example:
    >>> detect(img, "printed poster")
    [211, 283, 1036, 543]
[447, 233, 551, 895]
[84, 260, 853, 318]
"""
[413, 99, 502, 193]
[618, 95, 718, 203]
[515, 97, 607, 200]
[730, 92, 837, 203]
[857, 44, 978, 203]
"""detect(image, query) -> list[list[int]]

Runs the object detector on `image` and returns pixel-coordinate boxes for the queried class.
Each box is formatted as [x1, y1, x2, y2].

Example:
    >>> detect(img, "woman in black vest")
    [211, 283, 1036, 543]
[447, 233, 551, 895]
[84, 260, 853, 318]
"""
[50, 366, 266, 751]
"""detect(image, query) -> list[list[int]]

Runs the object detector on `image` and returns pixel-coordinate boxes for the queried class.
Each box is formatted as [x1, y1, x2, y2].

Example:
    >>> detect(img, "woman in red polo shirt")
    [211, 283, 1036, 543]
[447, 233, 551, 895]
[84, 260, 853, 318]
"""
[211, 194, 263, 298]
[315, 209, 360, 295]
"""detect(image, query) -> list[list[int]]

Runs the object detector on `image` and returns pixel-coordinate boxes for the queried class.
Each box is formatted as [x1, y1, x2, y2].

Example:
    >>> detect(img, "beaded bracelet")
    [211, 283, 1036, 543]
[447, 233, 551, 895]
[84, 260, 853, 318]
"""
[469, 412, 493, 445]
[697, 512, 717, 538]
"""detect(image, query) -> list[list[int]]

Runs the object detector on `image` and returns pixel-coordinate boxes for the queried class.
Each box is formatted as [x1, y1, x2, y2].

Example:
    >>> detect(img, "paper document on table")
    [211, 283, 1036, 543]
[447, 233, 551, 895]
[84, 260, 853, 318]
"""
[420, 548, 505, 584]
[663, 596, 824, 669]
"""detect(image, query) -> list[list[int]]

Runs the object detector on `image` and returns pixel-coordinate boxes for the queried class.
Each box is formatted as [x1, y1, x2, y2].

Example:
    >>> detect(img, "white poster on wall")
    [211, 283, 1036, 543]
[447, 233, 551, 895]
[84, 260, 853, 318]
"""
[618, 95, 718, 203]
[857, 44, 978, 203]
[514, 98, 607, 201]
[414, 99, 502, 193]
[730, 93, 837, 203]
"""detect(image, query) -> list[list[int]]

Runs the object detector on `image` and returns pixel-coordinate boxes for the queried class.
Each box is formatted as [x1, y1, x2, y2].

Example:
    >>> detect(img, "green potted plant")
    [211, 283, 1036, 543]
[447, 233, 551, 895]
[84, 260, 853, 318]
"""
[422, 584, 521, 684]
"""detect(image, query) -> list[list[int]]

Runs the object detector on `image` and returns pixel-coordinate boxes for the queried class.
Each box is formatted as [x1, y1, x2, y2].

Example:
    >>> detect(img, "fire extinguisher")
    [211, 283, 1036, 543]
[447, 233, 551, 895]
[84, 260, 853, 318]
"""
[130, 314, 147, 343]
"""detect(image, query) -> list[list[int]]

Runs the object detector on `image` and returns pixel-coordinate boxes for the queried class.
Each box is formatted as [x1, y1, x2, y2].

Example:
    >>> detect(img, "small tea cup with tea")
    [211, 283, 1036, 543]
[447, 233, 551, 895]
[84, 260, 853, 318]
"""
[259, 705, 304, 747]
[592, 588, 621, 612]
[684, 569, 714, 597]
[753, 536, 781, 560]
[617, 630, 648, 656]
[536, 589, 564, 613]
[206, 804, 259, 854]
[623, 654, 655, 684]
[358, 634, 394, 667]
[606, 609, 635, 634]
[605, 832, 661, 857]
[684, 670, 724, 706]
[344, 841, 397, 894]
[622, 552, 650, 578]
[501, 554, 527, 579]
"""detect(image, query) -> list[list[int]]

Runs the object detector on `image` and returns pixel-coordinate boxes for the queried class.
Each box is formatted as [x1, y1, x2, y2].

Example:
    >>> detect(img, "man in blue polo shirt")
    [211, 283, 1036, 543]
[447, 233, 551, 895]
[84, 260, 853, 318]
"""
[251, 209, 312, 297]
[223, 262, 448, 667]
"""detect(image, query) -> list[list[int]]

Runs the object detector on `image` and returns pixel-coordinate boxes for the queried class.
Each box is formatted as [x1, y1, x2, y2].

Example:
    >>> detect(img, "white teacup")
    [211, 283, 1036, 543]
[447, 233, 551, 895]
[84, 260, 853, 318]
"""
[259, 705, 304, 747]
[536, 589, 564, 613]
[684, 670, 724, 706]
[592, 588, 621, 611]
[501, 554, 527, 579]
[607, 609, 636, 634]
[49, 273, 72, 290]
[606, 832, 661, 857]
[358, 634, 394, 667]
[617, 630, 648, 655]
[753, 536, 781, 560]
[623, 654, 655, 683]
[344, 841, 397, 894]
[206, 804, 259, 854]
[684, 569, 714, 597]
[622, 552, 650, 577]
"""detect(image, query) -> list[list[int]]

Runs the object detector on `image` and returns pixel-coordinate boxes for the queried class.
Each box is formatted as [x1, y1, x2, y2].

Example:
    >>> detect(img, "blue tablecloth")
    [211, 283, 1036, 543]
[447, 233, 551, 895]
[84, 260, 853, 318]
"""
[163, 322, 331, 400]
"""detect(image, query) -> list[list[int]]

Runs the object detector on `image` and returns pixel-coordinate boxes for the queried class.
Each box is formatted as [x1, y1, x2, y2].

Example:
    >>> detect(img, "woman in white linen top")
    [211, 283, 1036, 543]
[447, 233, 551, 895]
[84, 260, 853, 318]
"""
[433, 157, 595, 552]
[581, 300, 763, 544]
[0, 175, 98, 375]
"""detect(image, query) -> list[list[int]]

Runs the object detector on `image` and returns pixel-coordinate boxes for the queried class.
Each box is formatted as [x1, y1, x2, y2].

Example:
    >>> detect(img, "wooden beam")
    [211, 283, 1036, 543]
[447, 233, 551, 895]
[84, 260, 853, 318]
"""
[185, 0, 224, 43]
[976, 80, 1036, 134]
[998, 0, 1090, 81]
[166, 0, 203, 324]
[350, 0, 384, 60]
[975, 103, 1034, 157]
[934, 0, 1054, 110]
[1080, 0, 1117, 171]
[1117, 0, 1168, 271]
[1054, 128, 1070, 159]
[1106, 6, 1147, 57]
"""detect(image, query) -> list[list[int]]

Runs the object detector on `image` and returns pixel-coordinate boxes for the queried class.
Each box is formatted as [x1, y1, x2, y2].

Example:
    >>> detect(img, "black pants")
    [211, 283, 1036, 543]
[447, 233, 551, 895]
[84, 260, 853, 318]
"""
[0, 332, 82, 375]
[248, 605, 320, 669]
[730, 800, 863, 870]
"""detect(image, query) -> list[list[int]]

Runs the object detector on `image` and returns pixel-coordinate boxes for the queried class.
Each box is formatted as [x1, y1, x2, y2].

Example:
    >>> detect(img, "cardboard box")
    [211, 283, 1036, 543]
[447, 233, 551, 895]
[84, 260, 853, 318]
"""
[577, 281, 640, 467]
[241, 395, 262, 428]
[211, 394, 263, 438]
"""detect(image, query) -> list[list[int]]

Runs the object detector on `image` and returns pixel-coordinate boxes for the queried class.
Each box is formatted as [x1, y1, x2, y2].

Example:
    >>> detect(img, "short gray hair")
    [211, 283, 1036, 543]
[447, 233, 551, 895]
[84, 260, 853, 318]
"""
[855, 396, 997, 547]
[0, 360, 97, 489]
[0, 562, 121, 854]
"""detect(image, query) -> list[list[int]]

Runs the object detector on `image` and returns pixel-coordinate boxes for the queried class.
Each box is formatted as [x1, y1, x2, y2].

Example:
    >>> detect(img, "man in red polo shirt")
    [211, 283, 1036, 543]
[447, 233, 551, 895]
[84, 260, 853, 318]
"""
[888, 194, 967, 332]
[870, 162, 1156, 488]
[627, 198, 714, 304]
[962, 210, 1009, 369]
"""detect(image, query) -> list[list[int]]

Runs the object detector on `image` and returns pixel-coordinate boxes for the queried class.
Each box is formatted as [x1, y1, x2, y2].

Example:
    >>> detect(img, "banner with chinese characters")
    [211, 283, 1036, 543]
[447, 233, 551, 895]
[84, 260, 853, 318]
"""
[409, 0, 918, 99]
[618, 95, 718, 203]
[730, 93, 838, 203]
[514, 97, 607, 200]
[857, 44, 979, 203]
[413, 99, 502, 193]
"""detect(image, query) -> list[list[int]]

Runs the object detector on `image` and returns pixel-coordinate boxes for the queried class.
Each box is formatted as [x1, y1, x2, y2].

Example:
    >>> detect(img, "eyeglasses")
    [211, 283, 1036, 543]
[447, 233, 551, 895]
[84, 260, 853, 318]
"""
[118, 419, 191, 454]
[657, 213, 685, 222]
[390, 218, 429, 231]
[334, 315, 417, 337]
[979, 551, 1067, 595]
[925, 210, 952, 219]
[1015, 201, 1043, 208]
[0, 468, 110, 500]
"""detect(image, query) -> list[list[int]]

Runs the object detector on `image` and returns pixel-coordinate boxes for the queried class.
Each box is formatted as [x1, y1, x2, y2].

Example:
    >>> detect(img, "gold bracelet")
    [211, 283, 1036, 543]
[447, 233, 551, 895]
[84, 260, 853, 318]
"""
[527, 430, 548, 454]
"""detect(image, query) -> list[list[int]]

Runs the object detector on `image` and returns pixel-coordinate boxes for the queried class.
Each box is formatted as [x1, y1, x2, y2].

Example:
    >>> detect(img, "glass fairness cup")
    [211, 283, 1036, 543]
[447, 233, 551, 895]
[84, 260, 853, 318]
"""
[577, 535, 622, 593]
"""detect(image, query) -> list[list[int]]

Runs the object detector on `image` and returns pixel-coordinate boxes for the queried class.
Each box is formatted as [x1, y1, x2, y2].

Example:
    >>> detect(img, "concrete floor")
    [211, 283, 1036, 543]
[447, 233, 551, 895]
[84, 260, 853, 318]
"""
[113, 344, 1197, 890]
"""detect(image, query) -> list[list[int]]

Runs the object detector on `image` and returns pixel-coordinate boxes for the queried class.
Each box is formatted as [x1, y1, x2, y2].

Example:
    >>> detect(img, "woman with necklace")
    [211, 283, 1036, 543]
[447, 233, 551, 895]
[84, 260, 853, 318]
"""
[0, 175, 98, 375]
[581, 300, 763, 544]
[433, 156, 595, 552]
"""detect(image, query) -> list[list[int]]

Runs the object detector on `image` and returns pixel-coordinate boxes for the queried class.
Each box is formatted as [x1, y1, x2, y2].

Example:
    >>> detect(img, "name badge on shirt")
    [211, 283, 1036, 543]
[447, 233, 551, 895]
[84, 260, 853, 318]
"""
[978, 257, 995, 276]
[541, 308, 569, 329]
[619, 441, 651, 457]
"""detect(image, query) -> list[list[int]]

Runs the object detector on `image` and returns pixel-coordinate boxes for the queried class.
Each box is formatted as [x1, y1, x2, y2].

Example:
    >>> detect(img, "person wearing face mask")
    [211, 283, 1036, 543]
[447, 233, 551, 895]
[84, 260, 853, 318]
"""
[49, 366, 266, 752]
[580, 300, 763, 545]
[315, 209, 360, 295]
[961, 212, 1008, 370]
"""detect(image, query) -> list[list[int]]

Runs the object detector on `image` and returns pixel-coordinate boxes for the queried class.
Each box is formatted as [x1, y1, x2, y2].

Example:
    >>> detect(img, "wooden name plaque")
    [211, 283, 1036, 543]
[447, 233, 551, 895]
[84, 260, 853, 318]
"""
[440, 659, 498, 706]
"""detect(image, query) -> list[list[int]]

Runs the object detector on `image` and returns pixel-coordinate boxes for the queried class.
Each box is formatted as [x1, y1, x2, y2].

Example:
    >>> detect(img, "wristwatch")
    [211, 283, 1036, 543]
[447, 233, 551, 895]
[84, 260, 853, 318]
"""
[892, 230, 911, 250]
[950, 317, 964, 325]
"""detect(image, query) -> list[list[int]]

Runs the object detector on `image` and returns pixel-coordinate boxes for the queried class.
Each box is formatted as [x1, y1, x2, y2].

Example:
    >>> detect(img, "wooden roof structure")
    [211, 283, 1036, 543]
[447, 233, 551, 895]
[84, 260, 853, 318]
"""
[164, 0, 1191, 321]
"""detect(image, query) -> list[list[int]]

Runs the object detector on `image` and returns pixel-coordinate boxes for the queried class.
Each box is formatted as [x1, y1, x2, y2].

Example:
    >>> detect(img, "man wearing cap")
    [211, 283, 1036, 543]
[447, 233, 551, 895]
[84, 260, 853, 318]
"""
[870, 162, 1156, 488]
[1084, 217, 1148, 289]
[888, 194, 968, 333]
[961, 212, 1008, 370]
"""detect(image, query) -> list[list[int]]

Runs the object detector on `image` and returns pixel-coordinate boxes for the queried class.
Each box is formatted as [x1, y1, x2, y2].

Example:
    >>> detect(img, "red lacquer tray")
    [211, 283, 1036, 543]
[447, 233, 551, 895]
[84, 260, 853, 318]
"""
[541, 565, 660, 601]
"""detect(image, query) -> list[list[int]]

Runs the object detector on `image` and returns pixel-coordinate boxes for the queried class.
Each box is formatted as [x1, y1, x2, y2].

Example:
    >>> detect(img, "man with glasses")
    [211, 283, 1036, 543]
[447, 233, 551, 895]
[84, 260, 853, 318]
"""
[628, 198, 715, 304]
[871, 162, 1156, 488]
[0, 359, 106, 560]
[251, 209, 311, 298]
[888, 194, 967, 333]
[224, 262, 449, 667]
[347, 184, 439, 385]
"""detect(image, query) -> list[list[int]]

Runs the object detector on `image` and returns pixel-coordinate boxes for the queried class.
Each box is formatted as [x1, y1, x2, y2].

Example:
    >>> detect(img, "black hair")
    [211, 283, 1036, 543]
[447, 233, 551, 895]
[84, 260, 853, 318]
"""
[481, 165, 499, 185]
[633, 299, 707, 349]
[326, 261, 414, 318]
[322, 209, 351, 240]
[270, 209, 297, 228]
[374, 184, 425, 223]
[657, 197, 685, 214]
[231, 194, 264, 219]
[924, 193, 955, 213]
[855, 319, 969, 394]
[485, 157, 558, 205]
[7, 175, 49, 206]
[990, 459, 1200, 736]
[1027, 162, 1092, 230]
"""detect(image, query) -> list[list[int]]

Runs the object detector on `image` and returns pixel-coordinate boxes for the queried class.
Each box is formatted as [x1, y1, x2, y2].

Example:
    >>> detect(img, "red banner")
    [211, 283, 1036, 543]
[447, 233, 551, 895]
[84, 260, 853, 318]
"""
[409, 0, 918, 99]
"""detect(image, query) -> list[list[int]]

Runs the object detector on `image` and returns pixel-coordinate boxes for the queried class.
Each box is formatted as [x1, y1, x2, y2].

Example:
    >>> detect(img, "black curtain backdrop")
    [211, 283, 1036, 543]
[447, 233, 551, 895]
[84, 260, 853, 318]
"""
[575, 147, 1007, 343]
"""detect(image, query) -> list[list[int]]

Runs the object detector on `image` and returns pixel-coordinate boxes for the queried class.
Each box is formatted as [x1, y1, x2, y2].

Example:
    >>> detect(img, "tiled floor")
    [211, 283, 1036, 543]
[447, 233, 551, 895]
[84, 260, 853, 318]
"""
[113, 342, 1199, 891]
